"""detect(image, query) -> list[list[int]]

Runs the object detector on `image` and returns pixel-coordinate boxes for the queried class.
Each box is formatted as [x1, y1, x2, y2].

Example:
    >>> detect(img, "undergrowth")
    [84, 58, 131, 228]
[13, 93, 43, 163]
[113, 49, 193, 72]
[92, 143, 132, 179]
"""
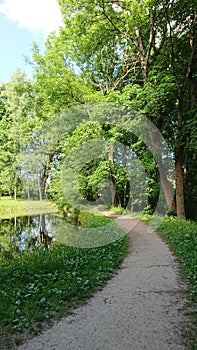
[0, 212, 128, 349]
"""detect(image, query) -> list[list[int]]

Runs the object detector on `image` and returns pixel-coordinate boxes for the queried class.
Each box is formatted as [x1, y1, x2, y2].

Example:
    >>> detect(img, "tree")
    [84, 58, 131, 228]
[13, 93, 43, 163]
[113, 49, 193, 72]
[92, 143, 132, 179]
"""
[57, 0, 196, 217]
[19, 37, 101, 200]
[47, 106, 162, 212]
[0, 69, 35, 198]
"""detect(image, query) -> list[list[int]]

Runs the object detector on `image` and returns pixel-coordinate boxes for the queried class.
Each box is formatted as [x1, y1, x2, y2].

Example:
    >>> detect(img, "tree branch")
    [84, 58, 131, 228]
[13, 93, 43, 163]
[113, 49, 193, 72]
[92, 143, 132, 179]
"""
[145, 8, 155, 68]
[135, 26, 147, 81]
[180, 12, 197, 99]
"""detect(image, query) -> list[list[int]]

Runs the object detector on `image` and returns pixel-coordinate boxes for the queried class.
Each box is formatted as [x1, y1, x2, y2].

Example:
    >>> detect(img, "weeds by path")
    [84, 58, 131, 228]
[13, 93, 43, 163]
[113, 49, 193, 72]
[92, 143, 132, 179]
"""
[158, 217, 197, 349]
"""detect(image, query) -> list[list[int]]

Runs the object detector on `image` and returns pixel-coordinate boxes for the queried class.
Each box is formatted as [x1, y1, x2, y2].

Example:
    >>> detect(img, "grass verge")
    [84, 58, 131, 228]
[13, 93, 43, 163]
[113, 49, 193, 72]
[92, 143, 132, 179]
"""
[0, 198, 57, 219]
[126, 211, 197, 348]
[0, 212, 128, 349]
[158, 216, 197, 349]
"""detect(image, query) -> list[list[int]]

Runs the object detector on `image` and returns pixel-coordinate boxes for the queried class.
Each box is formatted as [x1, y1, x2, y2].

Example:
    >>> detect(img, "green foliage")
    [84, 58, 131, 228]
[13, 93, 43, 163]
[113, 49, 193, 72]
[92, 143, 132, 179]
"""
[129, 211, 197, 304]
[108, 205, 126, 215]
[127, 212, 197, 345]
[158, 217, 197, 346]
[78, 211, 112, 228]
[158, 217, 197, 303]
[0, 213, 128, 349]
[0, 70, 35, 198]
[57, 0, 197, 218]
[0, 0, 196, 217]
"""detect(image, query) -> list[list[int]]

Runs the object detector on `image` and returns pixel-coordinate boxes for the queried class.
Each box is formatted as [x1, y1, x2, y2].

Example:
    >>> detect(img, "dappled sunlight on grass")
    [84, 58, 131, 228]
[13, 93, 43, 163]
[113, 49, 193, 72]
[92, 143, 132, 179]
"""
[0, 198, 57, 219]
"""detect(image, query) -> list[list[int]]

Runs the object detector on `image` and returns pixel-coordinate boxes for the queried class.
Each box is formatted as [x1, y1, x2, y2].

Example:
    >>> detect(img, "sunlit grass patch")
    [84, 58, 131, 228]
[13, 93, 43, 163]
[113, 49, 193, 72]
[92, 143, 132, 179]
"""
[0, 198, 57, 219]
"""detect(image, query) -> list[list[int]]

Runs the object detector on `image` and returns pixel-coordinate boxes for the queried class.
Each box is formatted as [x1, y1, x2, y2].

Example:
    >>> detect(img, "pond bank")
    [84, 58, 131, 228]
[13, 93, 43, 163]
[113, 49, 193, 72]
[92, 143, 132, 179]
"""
[0, 211, 128, 349]
[16, 213, 193, 350]
[0, 198, 57, 219]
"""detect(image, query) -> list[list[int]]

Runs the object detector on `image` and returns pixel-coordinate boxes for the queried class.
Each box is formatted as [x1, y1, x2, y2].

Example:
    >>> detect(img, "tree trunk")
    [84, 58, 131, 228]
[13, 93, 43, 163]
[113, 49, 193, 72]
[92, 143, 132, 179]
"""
[14, 187, 17, 201]
[190, 75, 196, 110]
[108, 143, 116, 206]
[27, 188, 30, 200]
[123, 145, 127, 208]
[157, 160, 176, 211]
[175, 149, 185, 218]
[175, 104, 185, 218]
[148, 115, 176, 212]
[190, 49, 197, 111]
[40, 172, 48, 200]
[37, 176, 43, 200]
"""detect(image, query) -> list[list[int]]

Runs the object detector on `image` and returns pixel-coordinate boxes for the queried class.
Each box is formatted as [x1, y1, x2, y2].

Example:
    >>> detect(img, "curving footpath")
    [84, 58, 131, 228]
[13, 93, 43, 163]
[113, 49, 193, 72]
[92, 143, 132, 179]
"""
[17, 214, 192, 350]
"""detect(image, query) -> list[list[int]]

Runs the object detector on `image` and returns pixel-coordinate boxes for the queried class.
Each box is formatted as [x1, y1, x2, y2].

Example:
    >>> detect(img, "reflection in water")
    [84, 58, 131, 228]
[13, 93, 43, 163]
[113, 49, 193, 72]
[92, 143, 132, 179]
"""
[0, 212, 125, 253]
[37, 214, 53, 247]
[0, 214, 56, 253]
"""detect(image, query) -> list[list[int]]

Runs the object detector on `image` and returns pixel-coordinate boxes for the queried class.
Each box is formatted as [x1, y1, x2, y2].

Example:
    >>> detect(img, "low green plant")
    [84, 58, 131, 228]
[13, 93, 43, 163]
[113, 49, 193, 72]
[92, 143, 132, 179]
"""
[107, 205, 126, 215]
[0, 212, 128, 349]
[78, 210, 114, 227]
[158, 217, 197, 349]
[129, 212, 197, 348]
[158, 217, 197, 302]
[116, 209, 197, 347]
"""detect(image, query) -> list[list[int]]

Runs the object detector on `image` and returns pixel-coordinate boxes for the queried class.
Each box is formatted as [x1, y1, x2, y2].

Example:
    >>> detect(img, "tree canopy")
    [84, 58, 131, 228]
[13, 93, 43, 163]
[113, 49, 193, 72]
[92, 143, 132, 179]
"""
[0, 0, 196, 219]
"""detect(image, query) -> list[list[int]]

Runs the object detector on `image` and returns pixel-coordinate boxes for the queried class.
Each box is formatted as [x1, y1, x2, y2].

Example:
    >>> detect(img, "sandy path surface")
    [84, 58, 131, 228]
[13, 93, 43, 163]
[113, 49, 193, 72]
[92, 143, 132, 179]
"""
[17, 214, 191, 350]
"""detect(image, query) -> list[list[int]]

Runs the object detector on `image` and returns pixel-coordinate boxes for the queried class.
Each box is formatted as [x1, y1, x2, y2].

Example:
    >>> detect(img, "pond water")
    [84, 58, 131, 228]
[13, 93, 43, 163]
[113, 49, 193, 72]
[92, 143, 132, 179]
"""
[0, 213, 73, 253]
[0, 212, 125, 253]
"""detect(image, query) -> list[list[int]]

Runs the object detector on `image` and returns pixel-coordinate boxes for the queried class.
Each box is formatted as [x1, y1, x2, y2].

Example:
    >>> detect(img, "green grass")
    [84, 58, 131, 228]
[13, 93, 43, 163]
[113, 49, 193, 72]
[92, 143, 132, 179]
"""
[0, 198, 57, 219]
[123, 210, 197, 348]
[0, 212, 128, 349]
[135, 214, 197, 305]
[158, 217, 197, 349]
[106, 205, 126, 215]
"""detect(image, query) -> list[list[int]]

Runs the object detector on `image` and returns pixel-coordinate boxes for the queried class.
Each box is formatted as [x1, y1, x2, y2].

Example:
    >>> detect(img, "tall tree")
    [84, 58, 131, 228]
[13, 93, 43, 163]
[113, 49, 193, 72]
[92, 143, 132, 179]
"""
[58, 0, 196, 217]
[21, 37, 99, 200]
[0, 69, 34, 198]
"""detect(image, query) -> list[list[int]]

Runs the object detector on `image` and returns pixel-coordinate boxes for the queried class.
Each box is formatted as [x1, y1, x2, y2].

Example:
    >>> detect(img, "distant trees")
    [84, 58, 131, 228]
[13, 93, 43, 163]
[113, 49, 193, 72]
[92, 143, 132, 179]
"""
[0, 0, 196, 219]
[0, 70, 34, 198]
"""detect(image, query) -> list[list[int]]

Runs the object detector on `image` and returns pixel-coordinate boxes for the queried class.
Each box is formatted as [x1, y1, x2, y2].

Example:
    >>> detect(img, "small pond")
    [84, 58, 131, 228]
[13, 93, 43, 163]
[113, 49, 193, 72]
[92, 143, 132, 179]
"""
[0, 212, 125, 253]
[0, 213, 68, 253]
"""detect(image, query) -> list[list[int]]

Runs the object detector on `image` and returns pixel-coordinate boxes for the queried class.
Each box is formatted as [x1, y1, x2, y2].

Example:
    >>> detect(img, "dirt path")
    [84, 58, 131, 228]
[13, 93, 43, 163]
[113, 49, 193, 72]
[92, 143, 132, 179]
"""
[17, 214, 191, 350]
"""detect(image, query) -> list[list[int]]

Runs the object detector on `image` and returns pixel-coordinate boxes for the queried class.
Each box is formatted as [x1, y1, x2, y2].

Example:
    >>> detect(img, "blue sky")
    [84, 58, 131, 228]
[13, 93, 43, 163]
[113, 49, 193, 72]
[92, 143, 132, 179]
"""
[0, 0, 63, 83]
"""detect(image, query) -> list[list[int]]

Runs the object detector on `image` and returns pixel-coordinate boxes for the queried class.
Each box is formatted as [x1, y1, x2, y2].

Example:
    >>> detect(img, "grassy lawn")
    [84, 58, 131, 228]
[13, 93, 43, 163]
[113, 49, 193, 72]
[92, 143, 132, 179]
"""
[0, 212, 128, 349]
[0, 198, 57, 219]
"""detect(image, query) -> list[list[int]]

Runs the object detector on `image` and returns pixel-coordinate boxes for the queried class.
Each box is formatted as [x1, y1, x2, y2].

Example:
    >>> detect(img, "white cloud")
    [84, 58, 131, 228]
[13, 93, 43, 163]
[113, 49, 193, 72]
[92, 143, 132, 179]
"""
[0, 0, 63, 34]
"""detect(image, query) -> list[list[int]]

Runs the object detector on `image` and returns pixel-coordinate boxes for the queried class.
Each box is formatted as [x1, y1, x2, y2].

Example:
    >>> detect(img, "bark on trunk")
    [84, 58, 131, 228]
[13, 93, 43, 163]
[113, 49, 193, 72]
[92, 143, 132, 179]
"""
[175, 149, 185, 218]
[157, 160, 176, 211]
[108, 143, 116, 206]
[175, 105, 185, 218]
[148, 116, 176, 211]
[123, 145, 127, 208]
[37, 153, 53, 200]
[14, 187, 17, 201]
